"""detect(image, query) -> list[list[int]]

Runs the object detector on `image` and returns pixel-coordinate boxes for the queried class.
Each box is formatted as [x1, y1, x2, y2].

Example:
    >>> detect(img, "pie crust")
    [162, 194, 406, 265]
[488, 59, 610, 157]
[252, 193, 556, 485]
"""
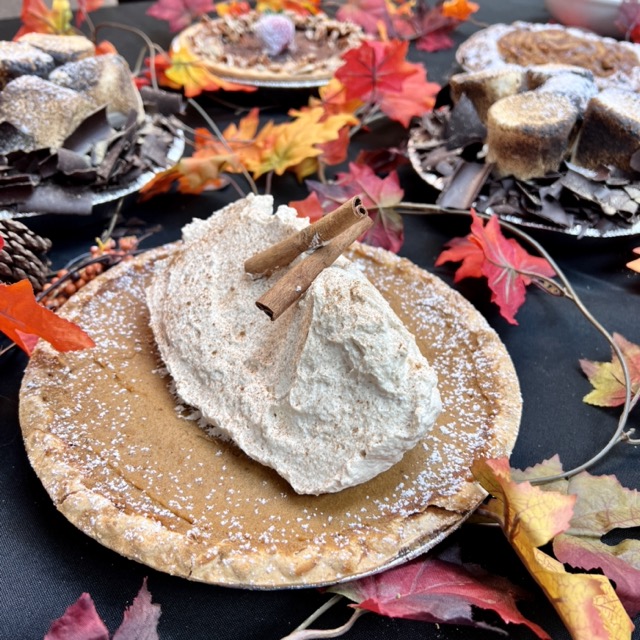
[172, 11, 366, 86]
[19, 232, 521, 587]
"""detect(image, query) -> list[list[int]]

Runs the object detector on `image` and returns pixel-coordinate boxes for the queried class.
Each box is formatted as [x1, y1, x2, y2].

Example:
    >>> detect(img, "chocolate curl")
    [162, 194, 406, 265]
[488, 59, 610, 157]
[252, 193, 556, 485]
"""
[255, 215, 374, 321]
[244, 195, 368, 277]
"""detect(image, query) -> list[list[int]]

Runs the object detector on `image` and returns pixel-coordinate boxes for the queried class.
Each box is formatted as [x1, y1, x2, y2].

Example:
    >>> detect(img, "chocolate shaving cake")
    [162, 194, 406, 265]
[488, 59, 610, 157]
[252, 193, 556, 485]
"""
[0, 35, 183, 217]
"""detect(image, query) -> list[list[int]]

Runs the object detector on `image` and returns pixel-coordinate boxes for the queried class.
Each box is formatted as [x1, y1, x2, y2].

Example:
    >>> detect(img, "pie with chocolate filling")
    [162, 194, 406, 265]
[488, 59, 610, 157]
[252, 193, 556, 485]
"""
[19, 198, 521, 588]
[172, 11, 366, 86]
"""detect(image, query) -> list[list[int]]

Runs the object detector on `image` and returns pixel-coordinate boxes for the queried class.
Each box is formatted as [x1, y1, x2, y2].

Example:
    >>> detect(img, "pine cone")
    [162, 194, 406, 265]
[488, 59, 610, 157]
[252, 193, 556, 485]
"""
[0, 219, 52, 292]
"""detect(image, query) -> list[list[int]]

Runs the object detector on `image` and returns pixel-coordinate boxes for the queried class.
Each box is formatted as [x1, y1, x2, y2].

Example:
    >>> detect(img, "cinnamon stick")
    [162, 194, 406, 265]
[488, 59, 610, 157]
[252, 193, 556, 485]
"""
[256, 215, 374, 321]
[244, 195, 367, 277]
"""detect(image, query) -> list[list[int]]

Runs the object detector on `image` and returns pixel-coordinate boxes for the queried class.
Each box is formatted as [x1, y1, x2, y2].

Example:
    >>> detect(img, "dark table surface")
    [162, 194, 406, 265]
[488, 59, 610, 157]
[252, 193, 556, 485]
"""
[1, 1, 639, 639]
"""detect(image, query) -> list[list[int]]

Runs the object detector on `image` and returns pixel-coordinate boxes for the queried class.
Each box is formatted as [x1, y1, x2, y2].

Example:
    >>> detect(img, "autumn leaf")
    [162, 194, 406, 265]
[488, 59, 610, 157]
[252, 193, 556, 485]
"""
[136, 53, 182, 91]
[336, 0, 393, 36]
[289, 191, 325, 222]
[165, 44, 256, 96]
[256, 0, 321, 15]
[74, 0, 104, 26]
[308, 77, 364, 118]
[331, 551, 550, 638]
[516, 457, 640, 618]
[335, 39, 439, 125]
[554, 536, 640, 617]
[45, 579, 160, 640]
[112, 579, 161, 639]
[336, 39, 416, 104]
[139, 152, 235, 199]
[616, 1, 640, 41]
[306, 163, 404, 252]
[441, 0, 479, 21]
[147, 0, 216, 32]
[0, 279, 95, 355]
[579, 333, 640, 407]
[44, 593, 109, 640]
[16, 0, 73, 37]
[473, 458, 634, 640]
[435, 210, 557, 324]
[627, 247, 640, 272]
[248, 108, 356, 179]
[214, 0, 250, 15]
[377, 63, 440, 127]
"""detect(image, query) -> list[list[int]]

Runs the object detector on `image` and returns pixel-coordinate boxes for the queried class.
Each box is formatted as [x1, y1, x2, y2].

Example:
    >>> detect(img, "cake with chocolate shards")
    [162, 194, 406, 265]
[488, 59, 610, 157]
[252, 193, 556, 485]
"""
[173, 11, 366, 86]
[0, 34, 183, 217]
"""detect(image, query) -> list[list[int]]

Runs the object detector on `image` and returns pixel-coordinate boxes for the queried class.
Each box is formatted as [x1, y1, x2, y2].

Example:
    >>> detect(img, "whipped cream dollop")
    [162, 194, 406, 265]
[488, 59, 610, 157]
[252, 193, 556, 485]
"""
[146, 195, 441, 495]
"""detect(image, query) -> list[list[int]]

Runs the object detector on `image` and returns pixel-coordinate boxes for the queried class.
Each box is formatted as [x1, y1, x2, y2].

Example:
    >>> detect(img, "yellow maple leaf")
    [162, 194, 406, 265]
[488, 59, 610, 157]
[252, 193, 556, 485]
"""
[441, 0, 479, 21]
[309, 78, 364, 118]
[165, 44, 256, 97]
[473, 458, 634, 640]
[249, 107, 357, 179]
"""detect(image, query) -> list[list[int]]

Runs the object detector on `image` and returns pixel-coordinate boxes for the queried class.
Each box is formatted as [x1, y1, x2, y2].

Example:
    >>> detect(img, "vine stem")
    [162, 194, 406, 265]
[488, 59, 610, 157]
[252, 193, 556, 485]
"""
[398, 202, 636, 481]
[279, 605, 367, 640]
[186, 98, 258, 195]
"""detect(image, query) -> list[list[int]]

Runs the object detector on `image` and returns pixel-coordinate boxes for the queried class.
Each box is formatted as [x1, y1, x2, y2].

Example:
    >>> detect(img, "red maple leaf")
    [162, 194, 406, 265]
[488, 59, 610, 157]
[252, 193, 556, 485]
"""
[304, 163, 405, 252]
[335, 39, 439, 125]
[44, 579, 160, 639]
[147, 0, 216, 32]
[378, 64, 440, 126]
[75, 0, 104, 26]
[336, 0, 392, 35]
[616, 2, 640, 41]
[332, 554, 549, 638]
[335, 39, 416, 103]
[435, 210, 556, 324]
[16, 0, 72, 37]
[0, 279, 95, 355]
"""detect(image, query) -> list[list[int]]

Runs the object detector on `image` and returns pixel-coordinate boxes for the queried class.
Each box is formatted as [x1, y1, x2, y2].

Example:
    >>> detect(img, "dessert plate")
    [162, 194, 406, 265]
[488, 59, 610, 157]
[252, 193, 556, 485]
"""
[407, 118, 640, 238]
[19, 238, 521, 588]
[171, 12, 365, 90]
[455, 21, 640, 91]
[0, 130, 185, 221]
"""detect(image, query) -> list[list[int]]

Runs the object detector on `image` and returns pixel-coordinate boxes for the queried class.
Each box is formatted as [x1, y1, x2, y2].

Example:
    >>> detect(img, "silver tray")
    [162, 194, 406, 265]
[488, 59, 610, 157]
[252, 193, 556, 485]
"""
[1, 130, 185, 220]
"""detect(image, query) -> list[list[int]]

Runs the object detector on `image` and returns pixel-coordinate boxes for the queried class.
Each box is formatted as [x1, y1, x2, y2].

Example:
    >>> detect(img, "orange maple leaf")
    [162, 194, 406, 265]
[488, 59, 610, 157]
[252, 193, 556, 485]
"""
[249, 107, 357, 179]
[215, 0, 251, 15]
[165, 44, 256, 97]
[378, 64, 440, 127]
[627, 247, 640, 272]
[0, 279, 95, 355]
[139, 152, 236, 199]
[16, 0, 73, 37]
[473, 458, 634, 640]
[256, 0, 321, 15]
[308, 77, 364, 118]
[441, 0, 479, 21]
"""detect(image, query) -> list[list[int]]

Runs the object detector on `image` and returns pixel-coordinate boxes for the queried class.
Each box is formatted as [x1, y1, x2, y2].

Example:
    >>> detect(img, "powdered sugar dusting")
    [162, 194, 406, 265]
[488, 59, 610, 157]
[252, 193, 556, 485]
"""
[20, 215, 520, 586]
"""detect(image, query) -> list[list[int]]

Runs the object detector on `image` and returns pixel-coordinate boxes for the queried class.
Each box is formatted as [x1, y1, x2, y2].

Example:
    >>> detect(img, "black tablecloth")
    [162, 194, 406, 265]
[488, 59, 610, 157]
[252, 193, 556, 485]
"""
[1, 2, 639, 639]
